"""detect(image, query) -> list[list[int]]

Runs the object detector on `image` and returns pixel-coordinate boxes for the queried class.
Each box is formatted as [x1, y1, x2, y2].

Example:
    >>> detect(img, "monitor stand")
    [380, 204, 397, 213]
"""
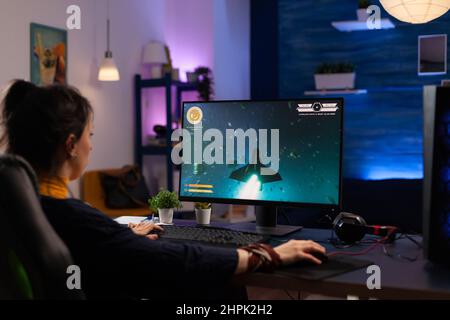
[228, 206, 303, 236]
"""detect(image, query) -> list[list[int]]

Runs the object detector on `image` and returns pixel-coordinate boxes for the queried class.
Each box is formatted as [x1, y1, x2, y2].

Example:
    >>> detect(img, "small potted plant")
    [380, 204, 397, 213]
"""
[194, 202, 212, 225]
[357, 0, 371, 21]
[314, 62, 356, 90]
[194, 66, 214, 101]
[148, 190, 182, 224]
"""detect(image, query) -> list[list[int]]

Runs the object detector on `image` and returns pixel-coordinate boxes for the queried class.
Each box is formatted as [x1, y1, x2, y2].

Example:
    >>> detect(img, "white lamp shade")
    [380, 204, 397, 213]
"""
[143, 41, 168, 64]
[98, 57, 120, 81]
[380, 0, 450, 24]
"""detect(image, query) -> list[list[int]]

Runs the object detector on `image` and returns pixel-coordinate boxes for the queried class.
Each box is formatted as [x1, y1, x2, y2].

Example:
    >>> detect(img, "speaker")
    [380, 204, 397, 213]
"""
[423, 86, 450, 265]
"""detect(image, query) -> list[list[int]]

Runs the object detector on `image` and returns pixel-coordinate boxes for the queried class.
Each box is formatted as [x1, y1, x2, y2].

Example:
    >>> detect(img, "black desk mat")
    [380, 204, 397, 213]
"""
[276, 255, 373, 281]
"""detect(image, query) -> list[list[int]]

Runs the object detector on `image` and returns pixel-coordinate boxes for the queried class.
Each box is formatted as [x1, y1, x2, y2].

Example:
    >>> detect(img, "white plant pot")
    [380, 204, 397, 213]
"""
[158, 208, 174, 224]
[357, 8, 369, 22]
[195, 208, 211, 225]
[314, 73, 355, 90]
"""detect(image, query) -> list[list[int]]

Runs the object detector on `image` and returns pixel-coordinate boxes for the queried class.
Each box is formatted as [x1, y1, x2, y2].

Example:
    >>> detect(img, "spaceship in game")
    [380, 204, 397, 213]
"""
[229, 149, 282, 190]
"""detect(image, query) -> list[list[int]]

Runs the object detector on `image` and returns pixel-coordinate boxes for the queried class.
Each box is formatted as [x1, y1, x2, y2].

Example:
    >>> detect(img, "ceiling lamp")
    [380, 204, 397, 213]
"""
[380, 0, 450, 24]
[98, 0, 120, 81]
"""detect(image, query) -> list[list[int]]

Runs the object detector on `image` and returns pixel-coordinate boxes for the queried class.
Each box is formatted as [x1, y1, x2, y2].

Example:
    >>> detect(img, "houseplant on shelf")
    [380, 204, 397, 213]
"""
[194, 66, 214, 101]
[194, 202, 212, 225]
[314, 62, 355, 90]
[148, 190, 182, 224]
[357, 0, 372, 21]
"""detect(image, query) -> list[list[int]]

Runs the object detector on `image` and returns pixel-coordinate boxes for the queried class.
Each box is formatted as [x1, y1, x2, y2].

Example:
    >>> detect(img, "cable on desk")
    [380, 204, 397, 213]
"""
[328, 228, 399, 258]
[272, 226, 421, 261]
[381, 232, 423, 262]
[328, 237, 387, 258]
[328, 228, 423, 261]
[401, 233, 423, 248]
[382, 244, 419, 262]
[274, 224, 421, 261]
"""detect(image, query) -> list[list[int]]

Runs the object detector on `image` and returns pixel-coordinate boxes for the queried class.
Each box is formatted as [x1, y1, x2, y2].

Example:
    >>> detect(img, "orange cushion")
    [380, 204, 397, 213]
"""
[81, 169, 150, 218]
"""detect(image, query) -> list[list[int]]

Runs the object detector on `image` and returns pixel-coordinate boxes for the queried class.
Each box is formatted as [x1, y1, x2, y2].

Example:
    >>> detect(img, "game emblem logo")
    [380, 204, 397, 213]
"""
[187, 106, 203, 125]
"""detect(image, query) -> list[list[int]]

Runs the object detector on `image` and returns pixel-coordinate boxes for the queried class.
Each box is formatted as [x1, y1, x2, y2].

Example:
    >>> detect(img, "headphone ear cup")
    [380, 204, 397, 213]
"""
[333, 212, 367, 244]
[335, 221, 366, 244]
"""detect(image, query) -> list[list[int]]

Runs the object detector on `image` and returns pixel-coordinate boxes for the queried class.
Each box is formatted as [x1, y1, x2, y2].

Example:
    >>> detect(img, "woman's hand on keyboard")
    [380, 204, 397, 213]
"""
[274, 240, 326, 266]
[129, 222, 164, 240]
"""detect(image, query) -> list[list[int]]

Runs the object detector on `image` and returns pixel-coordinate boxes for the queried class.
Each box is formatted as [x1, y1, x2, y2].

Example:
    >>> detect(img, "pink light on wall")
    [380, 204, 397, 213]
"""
[164, 0, 214, 82]
[142, 87, 166, 140]
[140, 0, 214, 143]
[142, 87, 200, 143]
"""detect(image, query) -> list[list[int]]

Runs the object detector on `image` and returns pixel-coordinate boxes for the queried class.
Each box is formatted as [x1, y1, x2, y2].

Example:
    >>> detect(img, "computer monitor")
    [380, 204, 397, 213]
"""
[177, 99, 344, 235]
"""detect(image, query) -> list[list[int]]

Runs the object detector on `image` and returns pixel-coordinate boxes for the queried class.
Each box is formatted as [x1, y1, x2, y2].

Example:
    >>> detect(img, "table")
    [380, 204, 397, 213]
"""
[234, 228, 450, 300]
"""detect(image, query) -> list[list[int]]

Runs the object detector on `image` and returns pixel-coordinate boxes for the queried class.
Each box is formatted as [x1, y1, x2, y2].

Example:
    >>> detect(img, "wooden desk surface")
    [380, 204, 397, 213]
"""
[163, 220, 450, 299]
[234, 228, 450, 299]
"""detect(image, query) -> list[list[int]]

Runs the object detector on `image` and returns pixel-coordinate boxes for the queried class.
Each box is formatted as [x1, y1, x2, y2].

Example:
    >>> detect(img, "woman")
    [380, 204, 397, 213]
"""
[0, 80, 326, 299]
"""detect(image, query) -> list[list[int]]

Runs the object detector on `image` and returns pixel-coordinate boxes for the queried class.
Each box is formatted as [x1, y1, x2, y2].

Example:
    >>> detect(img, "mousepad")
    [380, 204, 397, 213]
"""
[276, 255, 373, 281]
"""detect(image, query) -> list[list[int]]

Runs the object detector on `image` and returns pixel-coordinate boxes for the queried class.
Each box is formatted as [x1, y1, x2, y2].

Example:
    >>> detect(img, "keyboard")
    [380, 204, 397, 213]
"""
[151, 225, 265, 247]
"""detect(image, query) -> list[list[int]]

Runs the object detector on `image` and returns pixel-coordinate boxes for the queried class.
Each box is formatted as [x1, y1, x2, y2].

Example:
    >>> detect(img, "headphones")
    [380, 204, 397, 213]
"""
[332, 212, 398, 244]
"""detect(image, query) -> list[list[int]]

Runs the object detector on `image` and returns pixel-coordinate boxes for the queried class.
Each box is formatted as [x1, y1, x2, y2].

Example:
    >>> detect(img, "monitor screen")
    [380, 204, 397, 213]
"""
[177, 99, 343, 208]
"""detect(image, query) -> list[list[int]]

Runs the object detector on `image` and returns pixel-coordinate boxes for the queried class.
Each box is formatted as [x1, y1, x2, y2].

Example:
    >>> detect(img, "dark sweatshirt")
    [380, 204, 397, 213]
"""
[40, 196, 238, 299]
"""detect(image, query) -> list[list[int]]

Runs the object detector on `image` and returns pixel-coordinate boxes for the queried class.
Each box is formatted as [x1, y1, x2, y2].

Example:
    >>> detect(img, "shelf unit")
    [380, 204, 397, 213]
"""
[304, 86, 425, 96]
[304, 89, 367, 96]
[331, 19, 395, 32]
[134, 74, 197, 191]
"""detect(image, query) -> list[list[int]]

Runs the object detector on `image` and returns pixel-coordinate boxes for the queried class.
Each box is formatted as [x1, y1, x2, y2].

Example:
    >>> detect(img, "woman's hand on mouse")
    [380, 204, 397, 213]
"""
[273, 240, 326, 266]
[129, 222, 164, 240]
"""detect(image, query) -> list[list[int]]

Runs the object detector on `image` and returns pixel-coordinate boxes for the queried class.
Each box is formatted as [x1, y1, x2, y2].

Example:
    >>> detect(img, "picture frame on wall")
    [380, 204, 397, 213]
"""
[30, 23, 67, 86]
[418, 34, 447, 76]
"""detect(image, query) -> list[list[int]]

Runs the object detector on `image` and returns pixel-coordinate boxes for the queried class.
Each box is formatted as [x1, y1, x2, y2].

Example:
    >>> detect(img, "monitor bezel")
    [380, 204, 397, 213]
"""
[177, 98, 344, 211]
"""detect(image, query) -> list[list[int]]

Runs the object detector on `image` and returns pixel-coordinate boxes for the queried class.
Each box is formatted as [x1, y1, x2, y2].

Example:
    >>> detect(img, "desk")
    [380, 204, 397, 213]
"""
[133, 219, 450, 299]
[234, 228, 450, 300]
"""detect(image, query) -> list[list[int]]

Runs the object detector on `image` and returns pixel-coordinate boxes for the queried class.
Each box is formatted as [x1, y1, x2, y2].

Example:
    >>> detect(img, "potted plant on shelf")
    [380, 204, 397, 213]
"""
[357, 0, 372, 21]
[194, 202, 212, 225]
[314, 62, 356, 90]
[148, 190, 182, 224]
[194, 66, 214, 101]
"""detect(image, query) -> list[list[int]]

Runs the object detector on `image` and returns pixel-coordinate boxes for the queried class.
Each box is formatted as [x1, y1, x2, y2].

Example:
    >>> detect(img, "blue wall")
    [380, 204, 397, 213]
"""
[279, 0, 450, 180]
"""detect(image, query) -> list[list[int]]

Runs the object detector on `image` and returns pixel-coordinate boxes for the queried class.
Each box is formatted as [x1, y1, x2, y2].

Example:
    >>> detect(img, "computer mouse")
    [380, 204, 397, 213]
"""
[285, 251, 329, 269]
[311, 251, 329, 264]
[148, 229, 164, 236]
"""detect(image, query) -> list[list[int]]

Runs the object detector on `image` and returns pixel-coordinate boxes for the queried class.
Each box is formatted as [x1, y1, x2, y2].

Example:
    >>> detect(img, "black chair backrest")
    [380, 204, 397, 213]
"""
[0, 154, 84, 299]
